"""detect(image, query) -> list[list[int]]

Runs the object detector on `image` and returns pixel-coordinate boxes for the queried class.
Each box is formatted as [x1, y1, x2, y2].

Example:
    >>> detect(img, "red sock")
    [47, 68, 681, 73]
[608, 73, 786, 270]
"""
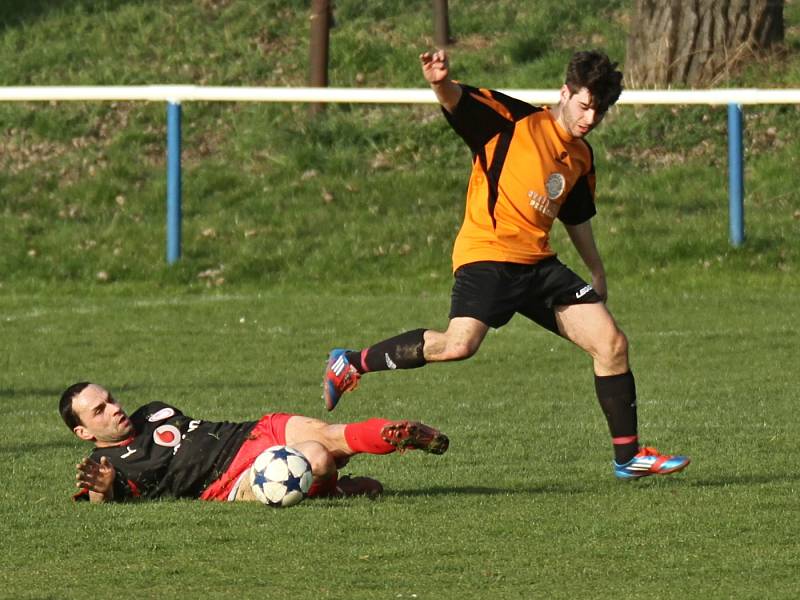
[344, 418, 395, 455]
[307, 472, 338, 498]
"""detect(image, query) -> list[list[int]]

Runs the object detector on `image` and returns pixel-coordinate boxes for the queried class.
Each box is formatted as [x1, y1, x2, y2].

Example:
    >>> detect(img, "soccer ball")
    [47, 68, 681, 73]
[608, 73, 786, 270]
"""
[249, 446, 313, 507]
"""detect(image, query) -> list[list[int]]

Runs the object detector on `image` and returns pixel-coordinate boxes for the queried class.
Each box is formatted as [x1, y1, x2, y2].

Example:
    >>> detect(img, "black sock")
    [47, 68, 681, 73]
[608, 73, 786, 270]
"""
[594, 371, 639, 464]
[346, 329, 427, 373]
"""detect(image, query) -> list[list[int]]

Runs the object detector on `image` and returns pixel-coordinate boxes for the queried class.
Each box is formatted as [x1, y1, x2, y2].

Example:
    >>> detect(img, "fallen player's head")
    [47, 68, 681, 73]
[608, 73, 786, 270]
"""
[60, 382, 133, 446]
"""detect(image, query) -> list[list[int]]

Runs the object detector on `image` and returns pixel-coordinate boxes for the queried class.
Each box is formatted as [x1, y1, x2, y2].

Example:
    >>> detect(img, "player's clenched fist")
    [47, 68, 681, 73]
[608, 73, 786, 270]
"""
[420, 50, 450, 85]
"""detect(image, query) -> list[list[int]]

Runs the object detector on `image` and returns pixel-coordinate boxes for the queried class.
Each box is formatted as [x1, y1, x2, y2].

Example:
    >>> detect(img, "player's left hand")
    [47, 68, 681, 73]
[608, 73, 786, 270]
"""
[76, 456, 116, 498]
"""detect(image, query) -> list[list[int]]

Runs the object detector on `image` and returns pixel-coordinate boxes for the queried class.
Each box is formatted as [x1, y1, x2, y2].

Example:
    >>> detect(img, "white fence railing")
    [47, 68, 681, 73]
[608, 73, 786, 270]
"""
[2, 86, 800, 104]
[3, 86, 799, 261]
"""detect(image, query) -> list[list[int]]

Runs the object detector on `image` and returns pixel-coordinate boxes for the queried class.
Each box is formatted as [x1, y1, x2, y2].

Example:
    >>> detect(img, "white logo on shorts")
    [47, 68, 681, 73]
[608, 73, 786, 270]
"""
[575, 285, 593, 299]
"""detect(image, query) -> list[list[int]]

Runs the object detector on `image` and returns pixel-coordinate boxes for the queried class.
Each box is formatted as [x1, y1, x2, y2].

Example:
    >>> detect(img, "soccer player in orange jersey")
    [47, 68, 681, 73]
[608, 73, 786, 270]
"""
[324, 49, 689, 480]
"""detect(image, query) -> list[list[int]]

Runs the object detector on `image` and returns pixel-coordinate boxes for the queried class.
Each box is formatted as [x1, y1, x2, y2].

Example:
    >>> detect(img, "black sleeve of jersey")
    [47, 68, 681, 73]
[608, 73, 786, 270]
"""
[110, 469, 140, 501]
[559, 141, 597, 225]
[558, 175, 597, 225]
[443, 84, 538, 154]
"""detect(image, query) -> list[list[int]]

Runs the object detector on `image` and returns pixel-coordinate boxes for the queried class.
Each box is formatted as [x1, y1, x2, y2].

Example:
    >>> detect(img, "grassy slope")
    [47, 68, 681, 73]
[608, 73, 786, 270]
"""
[0, 0, 797, 291]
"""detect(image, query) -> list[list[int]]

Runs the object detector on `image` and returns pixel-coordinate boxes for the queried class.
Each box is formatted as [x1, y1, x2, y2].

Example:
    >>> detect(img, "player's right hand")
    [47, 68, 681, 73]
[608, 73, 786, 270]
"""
[420, 49, 449, 84]
[76, 456, 116, 498]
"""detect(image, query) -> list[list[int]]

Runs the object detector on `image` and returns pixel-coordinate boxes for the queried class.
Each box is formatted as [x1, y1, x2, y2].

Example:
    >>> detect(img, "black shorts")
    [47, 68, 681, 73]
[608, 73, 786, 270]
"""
[448, 258, 602, 333]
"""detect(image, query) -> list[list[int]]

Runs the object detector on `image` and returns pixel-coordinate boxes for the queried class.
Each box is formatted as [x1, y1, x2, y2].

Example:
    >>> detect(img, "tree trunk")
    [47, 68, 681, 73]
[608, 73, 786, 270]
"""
[626, 0, 784, 88]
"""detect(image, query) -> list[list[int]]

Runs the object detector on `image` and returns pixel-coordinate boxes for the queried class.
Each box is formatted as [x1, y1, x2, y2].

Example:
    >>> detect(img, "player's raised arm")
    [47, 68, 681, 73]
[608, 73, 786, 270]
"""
[420, 49, 462, 113]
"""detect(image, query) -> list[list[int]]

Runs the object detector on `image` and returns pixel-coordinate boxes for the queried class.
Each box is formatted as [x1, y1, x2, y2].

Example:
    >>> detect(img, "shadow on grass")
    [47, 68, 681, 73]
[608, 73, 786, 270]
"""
[0, 386, 66, 399]
[141, 381, 273, 394]
[0, 438, 77, 458]
[0, 380, 256, 402]
[389, 473, 800, 497]
[0, 382, 152, 400]
[388, 483, 590, 497]
[689, 472, 800, 487]
[0, 0, 68, 29]
[0, 0, 145, 31]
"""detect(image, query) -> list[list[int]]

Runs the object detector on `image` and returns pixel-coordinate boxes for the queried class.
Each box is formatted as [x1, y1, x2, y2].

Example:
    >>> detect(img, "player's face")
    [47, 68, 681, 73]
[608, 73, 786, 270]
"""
[72, 384, 133, 446]
[558, 86, 606, 138]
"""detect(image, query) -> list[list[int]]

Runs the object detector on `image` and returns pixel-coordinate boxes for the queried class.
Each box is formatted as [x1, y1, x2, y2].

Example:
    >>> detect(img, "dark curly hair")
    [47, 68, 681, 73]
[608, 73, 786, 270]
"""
[564, 50, 623, 113]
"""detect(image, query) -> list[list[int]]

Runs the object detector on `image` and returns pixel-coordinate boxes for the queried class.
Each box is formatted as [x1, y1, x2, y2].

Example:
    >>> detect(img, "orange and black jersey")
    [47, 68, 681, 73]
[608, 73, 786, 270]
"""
[443, 83, 597, 271]
[73, 402, 256, 501]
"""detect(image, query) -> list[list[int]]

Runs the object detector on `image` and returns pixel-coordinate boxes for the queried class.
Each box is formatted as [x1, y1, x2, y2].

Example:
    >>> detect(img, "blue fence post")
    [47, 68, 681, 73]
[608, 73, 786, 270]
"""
[167, 100, 182, 263]
[727, 103, 744, 247]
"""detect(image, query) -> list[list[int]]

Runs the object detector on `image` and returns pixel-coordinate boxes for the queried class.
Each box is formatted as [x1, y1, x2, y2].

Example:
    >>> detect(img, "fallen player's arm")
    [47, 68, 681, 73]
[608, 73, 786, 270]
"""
[76, 456, 116, 503]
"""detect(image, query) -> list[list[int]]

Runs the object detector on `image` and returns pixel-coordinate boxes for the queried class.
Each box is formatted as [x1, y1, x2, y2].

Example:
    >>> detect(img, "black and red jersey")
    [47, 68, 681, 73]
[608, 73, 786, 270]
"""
[74, 402, 256, 501]
[444, 83, 597, 271]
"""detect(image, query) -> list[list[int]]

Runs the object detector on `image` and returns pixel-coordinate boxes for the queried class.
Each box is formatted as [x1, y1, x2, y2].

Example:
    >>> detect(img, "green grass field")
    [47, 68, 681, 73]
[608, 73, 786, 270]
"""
[1, 1, 799, 598]
[2, 282, 798, 599]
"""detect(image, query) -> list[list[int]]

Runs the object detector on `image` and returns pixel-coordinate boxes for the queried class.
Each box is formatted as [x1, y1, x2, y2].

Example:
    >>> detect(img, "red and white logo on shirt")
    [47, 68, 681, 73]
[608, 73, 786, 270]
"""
[148, 407, 176, 422]
[153, 424, 182, 448]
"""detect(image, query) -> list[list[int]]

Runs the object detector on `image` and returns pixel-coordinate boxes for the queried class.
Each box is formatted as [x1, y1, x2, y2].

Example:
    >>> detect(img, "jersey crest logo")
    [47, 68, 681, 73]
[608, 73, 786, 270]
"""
[147, 407, 175, 422]
[153, 424, 182, 448]
[546, 173, 566, 200]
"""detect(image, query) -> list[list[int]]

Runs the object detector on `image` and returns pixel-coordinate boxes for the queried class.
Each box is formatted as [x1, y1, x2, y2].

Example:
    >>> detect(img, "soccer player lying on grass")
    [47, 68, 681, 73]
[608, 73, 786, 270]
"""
[324, 49, 690, 480]
[60, 382, 448, 503]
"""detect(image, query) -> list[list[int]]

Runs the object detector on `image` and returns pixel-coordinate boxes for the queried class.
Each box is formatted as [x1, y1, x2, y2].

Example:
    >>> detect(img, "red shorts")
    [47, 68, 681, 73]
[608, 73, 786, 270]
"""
[200, 412, 295, 501]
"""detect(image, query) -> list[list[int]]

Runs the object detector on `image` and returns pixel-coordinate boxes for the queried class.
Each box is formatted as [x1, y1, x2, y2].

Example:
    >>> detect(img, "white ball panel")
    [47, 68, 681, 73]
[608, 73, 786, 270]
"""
[253, 450, 276, 471]
[264, 481, 288, 503]
[265, 459, 289, 481]
[286, 454, 310, 477]
[281, 490, 304, 507]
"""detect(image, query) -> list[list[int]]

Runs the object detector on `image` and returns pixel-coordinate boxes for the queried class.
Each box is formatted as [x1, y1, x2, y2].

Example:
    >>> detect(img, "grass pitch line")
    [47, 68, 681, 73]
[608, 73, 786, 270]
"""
[1, 293, 254, 322]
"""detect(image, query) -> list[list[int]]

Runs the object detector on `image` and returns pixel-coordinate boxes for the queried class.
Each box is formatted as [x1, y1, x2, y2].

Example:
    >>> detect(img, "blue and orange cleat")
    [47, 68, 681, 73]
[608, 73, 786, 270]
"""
[323, 349, 360, 411]
[614, 447, 691, 480]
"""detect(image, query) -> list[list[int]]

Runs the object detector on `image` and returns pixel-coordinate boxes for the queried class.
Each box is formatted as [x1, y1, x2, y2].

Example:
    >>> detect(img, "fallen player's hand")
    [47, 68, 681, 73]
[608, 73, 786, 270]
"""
[76, 456, 115, 499]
